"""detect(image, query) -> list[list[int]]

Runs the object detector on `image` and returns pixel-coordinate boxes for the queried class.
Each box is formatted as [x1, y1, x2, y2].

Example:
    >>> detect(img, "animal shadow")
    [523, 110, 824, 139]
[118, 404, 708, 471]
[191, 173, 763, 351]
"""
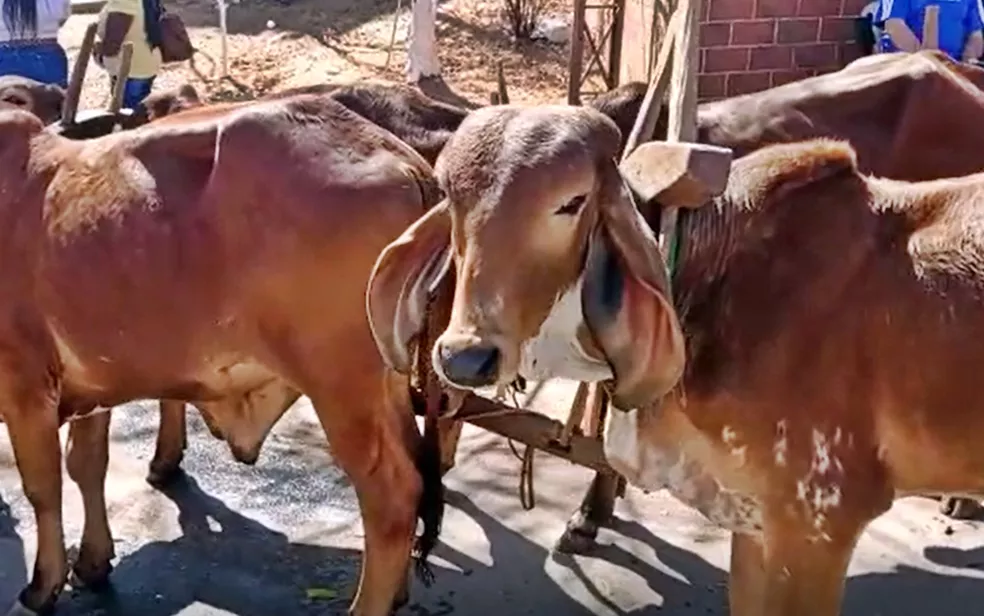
[52, 473, 360, 615]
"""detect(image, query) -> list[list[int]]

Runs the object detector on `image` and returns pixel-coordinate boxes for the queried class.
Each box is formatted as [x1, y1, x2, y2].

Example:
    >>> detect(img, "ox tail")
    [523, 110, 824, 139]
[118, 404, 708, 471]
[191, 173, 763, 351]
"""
[411, 389, 445, 586]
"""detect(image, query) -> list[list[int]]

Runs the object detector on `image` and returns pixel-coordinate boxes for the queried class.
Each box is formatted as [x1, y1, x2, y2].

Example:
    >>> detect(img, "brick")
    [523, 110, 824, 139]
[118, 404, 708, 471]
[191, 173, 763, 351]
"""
[798, 0, 841, 17]
[820, 16, 856, 41]
[756, 0, 798, 18]
[731, 19, 777, 44]
[778, 17, 820, 43]
[727, 71, 773, 96]
[750, 44, 793, 69]
[771, 68, 815, 86]
[699, 74, 727, 99]
[704, 46, 751, 72]
[841, 0, 870, 16]
[793, 42, 839, 68]
[702, 0, 711, 21]
[700, 22, 732, 47]
[709, 0, 755, 20]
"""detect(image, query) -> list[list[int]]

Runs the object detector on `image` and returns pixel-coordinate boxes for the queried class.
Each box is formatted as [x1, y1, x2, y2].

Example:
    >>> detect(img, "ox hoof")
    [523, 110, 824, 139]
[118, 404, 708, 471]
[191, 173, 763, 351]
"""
[940, 497, 982, 520]
[554, 515, 599, 555]
[146, 462, 185, 488]
[7, 589, 55, 616]
[69, 559, 114, 591]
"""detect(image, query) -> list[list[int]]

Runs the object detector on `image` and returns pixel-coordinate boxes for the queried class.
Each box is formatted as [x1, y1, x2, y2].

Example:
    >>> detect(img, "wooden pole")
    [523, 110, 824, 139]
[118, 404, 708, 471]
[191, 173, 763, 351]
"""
[108, 43, 133, 114]
[621, 5, 684, 162]
[568, 0, 587, 104]
[658, 0, 699, 262]
[922, 4, 939, 51]
[62, 22, 98, 125]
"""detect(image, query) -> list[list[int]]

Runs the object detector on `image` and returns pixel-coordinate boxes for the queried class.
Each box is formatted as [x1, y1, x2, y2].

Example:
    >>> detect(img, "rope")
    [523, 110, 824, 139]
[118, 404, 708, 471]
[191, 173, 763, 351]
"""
[503, 384, 537, 511]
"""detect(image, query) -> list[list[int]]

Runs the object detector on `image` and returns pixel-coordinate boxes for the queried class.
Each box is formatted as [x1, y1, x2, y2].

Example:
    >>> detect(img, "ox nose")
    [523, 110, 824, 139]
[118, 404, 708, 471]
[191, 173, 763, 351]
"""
[438, 343, 501, 388]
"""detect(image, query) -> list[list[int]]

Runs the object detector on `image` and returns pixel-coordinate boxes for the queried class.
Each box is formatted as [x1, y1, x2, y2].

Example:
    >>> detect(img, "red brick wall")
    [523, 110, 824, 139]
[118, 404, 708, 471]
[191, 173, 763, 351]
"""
[698, 0, 871, 100]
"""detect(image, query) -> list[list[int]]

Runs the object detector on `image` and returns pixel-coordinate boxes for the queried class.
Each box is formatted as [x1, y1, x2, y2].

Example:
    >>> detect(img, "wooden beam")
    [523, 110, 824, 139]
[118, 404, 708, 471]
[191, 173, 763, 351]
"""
[108, 43, 133, 115]
[621, 5, 683, 161]
[658, 0, 700, 263]
[569, 0, 587, 104]
[62, 22, 97, 126]
[433, 394, 613, 474]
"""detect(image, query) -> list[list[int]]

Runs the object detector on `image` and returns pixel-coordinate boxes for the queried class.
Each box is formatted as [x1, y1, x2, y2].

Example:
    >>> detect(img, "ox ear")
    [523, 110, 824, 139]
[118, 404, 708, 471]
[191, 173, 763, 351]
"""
[367, 203, 452, 374]
[581, 165, 687, 411]
[619, 141, 733, 208]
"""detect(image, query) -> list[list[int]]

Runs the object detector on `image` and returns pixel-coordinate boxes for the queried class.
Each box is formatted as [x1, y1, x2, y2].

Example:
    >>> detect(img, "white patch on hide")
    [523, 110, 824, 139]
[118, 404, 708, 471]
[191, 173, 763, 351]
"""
[774, 419, 788, 467]
[517, 277, 613, 382]
[604, 409, 764, 535]
[794, 427, 846, 542]
[721, 425, 747, 466]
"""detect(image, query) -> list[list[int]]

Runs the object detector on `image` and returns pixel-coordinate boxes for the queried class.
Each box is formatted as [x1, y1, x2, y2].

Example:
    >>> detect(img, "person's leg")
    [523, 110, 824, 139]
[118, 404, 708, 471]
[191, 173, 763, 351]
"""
[122, 77, 155, 110]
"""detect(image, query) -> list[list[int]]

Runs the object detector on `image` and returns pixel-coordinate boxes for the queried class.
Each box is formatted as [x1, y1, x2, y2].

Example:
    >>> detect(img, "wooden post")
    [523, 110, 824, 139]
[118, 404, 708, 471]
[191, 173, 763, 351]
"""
[922, 4, 939, 51]
[568, 0, 587, 104]
[62, 22, 98, 125]
[622, 5, 683, 162]
[108, 43, 133, 114]
[658, 0, 699, 260]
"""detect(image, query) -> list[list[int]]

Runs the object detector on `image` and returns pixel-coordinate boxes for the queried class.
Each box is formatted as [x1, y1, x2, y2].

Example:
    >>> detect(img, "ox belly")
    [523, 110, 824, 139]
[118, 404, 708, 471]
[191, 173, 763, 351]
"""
[604, 407, 764, 535]
[56, 330, 301, 463]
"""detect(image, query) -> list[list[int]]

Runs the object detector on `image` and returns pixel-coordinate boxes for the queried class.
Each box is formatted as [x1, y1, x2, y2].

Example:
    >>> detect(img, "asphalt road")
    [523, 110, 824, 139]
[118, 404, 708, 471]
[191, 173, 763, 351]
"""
[3, 384, 984, 616]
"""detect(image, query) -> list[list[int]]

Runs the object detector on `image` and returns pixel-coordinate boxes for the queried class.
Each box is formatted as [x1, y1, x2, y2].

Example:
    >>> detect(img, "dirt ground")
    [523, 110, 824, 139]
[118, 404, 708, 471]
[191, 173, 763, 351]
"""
[3, 382, 984, 615]
[62, 0, 588, 110]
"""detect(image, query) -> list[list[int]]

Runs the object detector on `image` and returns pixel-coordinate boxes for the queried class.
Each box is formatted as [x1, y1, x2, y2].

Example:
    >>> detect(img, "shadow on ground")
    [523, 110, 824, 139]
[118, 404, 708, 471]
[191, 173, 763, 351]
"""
[0, 496, 26, 608]
[48, 473, 360, 616]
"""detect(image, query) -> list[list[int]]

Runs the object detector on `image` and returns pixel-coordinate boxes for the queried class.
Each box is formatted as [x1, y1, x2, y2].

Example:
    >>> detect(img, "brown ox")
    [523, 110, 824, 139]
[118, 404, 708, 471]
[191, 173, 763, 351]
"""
[0, 95, 443, 616]
[369, 103, 984, 614]
[0, 76, 64, 125]
[134, 80, 653, 481]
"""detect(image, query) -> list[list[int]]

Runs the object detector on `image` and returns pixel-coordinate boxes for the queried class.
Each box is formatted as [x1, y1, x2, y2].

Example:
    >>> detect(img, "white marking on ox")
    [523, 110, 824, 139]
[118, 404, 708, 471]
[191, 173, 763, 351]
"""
[721, 425, 748, 466]
[774, 419, 789, 467]
[517, 277, 613, 382]
[795, 427, 846, 542]
[604, 409, 764, 534]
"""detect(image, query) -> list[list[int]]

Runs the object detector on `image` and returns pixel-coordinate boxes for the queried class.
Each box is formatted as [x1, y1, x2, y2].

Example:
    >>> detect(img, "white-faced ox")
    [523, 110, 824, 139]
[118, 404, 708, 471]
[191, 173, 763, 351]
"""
[368, 104, 984, 615]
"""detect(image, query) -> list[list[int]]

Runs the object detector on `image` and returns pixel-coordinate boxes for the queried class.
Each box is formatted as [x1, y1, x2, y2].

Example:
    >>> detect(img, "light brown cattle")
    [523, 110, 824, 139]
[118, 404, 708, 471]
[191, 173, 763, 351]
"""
[0, 94, 443, 616]
[368, 103, 984, 615]
[0, 76, 64, 125]
[134, 79, 653, 487]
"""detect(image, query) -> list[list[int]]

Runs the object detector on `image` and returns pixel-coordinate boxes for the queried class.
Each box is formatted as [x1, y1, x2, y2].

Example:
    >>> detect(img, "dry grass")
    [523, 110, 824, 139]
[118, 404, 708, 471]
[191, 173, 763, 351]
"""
[61, 0, 599, 110]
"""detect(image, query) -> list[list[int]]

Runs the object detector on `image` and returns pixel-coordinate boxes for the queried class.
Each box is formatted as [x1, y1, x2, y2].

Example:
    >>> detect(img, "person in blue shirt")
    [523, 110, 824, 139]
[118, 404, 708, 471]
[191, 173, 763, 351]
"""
[878, 0, 984, 61]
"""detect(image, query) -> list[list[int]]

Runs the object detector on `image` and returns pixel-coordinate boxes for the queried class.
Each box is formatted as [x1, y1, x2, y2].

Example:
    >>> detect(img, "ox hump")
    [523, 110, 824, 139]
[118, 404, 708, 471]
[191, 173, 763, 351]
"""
[0, 108, 43, 149]
[724, 139, 859, 209]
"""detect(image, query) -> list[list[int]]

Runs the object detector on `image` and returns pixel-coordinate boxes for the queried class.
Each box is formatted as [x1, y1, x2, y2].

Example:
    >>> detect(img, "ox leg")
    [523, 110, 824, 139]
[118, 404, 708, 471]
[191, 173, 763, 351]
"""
[729, 523, 860, 616]
[556, 384, 622, 554]
[555, 471, 622, 554]
[66, 411, 115, 588]
[438, 417, 463, 476]
[3, 390, 67, 614]
[728, 533, 766, 615]
[147, 399, 187, 487]
[312, 394, 422, 616]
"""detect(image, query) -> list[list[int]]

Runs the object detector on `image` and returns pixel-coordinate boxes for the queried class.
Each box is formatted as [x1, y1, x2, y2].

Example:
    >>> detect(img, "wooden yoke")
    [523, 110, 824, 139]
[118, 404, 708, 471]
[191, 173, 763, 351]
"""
[922, 4, 940, 51]
[559, 0, 703, 551]
[61, 23, 98, 126]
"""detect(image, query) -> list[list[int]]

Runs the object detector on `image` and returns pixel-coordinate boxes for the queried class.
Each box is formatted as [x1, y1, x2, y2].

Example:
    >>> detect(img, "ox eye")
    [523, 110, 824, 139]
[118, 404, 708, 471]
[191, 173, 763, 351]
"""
[555, 194, 587, 216]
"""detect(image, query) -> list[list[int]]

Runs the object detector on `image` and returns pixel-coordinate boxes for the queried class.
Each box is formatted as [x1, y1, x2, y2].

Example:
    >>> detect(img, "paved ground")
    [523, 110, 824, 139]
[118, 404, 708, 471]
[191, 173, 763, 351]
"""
[2, 381, 984, 615]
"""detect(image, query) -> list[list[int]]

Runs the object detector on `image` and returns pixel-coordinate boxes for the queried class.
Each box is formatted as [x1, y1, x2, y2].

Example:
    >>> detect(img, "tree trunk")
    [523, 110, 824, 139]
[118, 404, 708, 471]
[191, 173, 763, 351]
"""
[406, 0, 441, 82]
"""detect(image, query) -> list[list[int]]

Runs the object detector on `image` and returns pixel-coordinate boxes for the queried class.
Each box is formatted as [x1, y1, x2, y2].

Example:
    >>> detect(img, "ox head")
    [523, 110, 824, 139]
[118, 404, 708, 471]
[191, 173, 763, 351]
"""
[0, 76, 64, 125]
[367, 105, 731, 412]
[138, 84, 203, 123]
